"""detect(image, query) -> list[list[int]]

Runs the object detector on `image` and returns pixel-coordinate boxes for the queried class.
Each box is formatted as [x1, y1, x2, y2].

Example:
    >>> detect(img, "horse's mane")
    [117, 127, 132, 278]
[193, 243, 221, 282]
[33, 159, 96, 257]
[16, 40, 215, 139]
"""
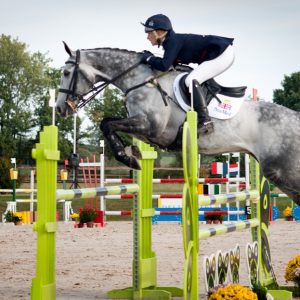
[80, 47, 141, 55]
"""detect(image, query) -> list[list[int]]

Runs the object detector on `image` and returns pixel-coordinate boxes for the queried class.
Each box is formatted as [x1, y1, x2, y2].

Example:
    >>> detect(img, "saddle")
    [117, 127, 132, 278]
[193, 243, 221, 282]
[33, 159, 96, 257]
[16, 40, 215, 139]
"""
[177, 73, 247, 109]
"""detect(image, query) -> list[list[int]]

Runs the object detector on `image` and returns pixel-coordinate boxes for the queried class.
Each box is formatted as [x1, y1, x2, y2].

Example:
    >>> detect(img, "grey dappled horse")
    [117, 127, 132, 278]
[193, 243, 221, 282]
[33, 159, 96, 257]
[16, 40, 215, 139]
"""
[56, 44, 300, 205]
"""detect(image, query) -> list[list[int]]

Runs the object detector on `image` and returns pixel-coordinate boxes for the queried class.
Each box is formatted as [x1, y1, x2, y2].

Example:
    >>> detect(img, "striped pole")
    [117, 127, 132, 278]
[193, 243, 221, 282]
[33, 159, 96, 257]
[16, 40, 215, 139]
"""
[56, 184, 139, 201]
[105, 177, 246, 184]
[199, 218, 260, 239]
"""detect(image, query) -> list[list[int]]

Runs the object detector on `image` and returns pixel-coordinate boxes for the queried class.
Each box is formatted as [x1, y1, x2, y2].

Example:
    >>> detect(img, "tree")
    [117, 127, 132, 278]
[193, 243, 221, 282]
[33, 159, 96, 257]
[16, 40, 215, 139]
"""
[85, 87, 129, 157]
[273, 72, 300, 111]
[33, 67, 75, 160]
[0, 34, 77, 162]
[0, 35, 50, 158]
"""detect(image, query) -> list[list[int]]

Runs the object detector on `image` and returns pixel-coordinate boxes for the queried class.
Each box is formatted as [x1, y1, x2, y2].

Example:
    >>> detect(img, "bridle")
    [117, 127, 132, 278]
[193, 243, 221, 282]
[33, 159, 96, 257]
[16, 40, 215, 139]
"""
[59, 49, 142, 112]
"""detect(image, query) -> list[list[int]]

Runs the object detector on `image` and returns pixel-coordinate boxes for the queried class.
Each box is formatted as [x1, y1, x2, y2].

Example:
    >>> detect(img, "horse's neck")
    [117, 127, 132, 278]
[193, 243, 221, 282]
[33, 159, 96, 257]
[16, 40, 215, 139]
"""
[84, 49, 151, 92]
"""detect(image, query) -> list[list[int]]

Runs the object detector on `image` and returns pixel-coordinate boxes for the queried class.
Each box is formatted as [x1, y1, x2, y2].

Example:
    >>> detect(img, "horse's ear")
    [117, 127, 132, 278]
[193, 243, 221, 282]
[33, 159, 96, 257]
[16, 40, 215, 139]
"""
[63, 41, 74, 57]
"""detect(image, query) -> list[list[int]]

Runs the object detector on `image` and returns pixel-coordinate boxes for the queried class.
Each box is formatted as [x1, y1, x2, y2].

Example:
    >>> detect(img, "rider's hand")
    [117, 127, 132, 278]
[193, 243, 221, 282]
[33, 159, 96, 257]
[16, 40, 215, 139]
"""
[140, 50, 153, 64]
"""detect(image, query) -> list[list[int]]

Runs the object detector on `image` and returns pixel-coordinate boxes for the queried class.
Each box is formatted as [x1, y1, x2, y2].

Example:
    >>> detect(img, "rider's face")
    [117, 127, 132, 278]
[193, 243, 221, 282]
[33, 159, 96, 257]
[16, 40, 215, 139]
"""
[147, 31, 158, 46]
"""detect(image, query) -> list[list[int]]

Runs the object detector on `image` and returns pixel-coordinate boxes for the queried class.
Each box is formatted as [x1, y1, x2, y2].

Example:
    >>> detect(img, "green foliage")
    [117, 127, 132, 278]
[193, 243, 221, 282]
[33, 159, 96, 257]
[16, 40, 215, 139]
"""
[85, 86, 130, 158]
[0, 34, 73, 162]
[0, 158, 22, 188]
[251, 282, 268, 300]
[4, 210, 14, 222]
[4, 211, 23, 223]
[273, 72, 300, 111]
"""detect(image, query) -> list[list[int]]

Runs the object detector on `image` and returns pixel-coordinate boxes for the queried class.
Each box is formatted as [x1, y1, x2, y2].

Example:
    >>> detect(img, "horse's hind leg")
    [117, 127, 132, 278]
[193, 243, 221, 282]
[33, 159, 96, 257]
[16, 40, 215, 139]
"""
[100, 116, 151, 170]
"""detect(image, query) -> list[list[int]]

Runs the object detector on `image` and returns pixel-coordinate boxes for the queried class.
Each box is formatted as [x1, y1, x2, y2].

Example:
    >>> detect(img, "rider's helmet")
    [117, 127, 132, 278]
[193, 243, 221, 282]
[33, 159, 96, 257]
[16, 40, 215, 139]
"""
[141, 14, 173, 33]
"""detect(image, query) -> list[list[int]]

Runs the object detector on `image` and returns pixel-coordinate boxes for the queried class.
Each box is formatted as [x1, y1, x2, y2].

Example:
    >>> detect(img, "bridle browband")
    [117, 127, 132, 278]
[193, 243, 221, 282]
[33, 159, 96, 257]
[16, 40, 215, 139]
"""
[59, 49, 142, 112]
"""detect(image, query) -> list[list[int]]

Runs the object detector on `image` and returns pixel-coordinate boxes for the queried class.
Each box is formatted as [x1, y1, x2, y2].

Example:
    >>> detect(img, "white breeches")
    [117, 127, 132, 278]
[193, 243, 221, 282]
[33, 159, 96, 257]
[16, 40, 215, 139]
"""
[185, 45, 235, 89]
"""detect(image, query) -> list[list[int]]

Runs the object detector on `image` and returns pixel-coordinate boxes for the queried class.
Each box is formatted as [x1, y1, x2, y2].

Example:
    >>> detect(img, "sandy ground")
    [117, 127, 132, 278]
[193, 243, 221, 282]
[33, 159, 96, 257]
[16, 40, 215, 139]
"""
[0, 220, 299, 300]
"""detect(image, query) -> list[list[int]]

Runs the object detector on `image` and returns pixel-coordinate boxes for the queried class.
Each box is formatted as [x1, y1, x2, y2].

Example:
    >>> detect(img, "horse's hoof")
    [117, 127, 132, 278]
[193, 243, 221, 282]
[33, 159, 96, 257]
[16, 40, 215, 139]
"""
[130, 157, 141, 170]
[131, 145, 142, 159]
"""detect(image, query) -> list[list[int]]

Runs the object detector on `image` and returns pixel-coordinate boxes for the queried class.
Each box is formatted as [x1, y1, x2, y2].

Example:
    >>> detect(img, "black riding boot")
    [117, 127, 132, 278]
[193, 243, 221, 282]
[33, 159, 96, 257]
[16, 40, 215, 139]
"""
[191, 79, 214, 135]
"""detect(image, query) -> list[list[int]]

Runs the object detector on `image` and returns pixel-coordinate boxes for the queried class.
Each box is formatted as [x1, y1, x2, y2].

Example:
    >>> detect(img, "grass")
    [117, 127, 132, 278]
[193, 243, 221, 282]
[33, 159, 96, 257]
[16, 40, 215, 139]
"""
[0, 183, 296, 222]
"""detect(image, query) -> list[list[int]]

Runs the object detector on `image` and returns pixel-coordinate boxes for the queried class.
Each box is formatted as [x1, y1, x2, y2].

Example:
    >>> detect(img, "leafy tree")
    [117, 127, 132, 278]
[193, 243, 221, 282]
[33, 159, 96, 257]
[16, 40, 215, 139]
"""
[0, 35, 51, 158]
[273, 72, 300, 111]
[33, 67, 75, 160]
[85, 87, 129, 158]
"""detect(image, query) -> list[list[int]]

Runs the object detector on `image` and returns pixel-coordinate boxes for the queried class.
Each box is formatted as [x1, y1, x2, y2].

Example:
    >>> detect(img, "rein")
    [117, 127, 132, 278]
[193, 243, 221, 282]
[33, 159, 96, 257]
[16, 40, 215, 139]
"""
[59, 49, 142, 111]
[125, 70, 173, 106]
[59, 49, 173, 111]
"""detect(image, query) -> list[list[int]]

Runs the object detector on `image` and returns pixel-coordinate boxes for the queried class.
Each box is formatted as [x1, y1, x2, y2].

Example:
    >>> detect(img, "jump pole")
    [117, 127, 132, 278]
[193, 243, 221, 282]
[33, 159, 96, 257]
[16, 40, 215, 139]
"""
[31, 125, 59, 300]
[30, 126, 182, 300]
[182, 112, 292, 299]
[107, 139, 183, 299]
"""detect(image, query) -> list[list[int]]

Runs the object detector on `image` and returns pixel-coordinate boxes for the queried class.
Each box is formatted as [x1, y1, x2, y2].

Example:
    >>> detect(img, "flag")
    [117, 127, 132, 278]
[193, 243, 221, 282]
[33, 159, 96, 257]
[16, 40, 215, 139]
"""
[229, 163, 239, 177]
[211, 162, 228, 176]
[252, 88, 258, 101]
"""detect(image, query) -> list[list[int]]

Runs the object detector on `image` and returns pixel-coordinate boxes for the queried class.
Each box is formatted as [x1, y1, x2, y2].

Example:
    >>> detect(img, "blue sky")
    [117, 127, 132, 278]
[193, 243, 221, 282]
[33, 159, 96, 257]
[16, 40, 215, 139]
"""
[1, 0, 300, 101]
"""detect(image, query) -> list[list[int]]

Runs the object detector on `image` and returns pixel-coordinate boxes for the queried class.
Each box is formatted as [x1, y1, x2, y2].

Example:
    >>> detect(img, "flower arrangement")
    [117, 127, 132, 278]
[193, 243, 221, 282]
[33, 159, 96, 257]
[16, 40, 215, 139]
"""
[283, 207, 293, 220]
[70, 213, 79, 221]
[205, 210, 225, 224]
[79, 208, 97, 224]
[285, 254, 300, 289]
[208, 284, 258, 300]
[4, 210, 23, 224]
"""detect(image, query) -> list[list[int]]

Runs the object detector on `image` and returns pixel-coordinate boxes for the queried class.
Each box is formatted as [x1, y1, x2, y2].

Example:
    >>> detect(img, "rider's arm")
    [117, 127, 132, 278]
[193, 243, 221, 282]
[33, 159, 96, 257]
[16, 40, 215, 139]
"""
[147, 34, 183, 71]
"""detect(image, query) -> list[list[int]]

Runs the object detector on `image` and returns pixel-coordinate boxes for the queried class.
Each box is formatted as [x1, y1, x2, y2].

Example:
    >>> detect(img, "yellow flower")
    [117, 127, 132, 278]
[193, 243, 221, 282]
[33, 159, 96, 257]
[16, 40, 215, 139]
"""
[209, 284, 258, 300]
[70, 213, 79, 220]
[285, 254, 300, 283]
[283, 207, 292, 217]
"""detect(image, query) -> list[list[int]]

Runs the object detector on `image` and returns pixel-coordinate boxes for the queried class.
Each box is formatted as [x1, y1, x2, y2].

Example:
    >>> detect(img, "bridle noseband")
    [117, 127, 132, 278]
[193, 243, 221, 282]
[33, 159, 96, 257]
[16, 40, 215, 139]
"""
[59, 50, 142, 112]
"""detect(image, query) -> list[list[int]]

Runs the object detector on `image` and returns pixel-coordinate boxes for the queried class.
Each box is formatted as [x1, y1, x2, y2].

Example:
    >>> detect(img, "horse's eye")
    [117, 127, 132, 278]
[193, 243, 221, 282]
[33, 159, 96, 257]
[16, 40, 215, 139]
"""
[64, 69, 70, 76]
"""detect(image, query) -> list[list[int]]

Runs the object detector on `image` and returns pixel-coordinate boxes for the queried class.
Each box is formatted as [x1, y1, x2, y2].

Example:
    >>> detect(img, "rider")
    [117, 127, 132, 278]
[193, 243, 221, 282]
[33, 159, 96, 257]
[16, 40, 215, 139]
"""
[141, 14, 235, 134]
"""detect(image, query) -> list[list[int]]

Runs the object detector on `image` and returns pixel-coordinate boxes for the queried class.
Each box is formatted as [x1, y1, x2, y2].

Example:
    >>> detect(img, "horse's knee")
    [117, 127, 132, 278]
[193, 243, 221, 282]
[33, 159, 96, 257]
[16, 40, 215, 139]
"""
[100, 117, 122, 135]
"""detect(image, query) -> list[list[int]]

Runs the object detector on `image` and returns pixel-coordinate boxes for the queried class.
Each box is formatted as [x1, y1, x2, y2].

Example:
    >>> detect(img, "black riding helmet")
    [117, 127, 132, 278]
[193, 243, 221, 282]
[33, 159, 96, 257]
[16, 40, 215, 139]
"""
[141, 14, 173, 33]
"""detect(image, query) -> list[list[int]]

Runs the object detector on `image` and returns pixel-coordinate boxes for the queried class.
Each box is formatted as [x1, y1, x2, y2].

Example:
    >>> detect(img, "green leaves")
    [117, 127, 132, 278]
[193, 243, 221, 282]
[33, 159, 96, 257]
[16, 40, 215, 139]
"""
[273, 72, 300, 111]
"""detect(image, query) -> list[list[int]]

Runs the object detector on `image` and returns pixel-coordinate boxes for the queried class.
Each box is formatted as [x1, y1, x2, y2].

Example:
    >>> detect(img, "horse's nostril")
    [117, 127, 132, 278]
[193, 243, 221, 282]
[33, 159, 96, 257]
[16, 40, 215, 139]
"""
[56, 106, 61, 114]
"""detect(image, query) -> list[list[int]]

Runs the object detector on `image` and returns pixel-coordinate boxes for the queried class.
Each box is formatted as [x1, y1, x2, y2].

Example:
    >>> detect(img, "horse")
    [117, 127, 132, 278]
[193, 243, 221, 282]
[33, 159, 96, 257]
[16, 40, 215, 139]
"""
[56, 43, 300, 206]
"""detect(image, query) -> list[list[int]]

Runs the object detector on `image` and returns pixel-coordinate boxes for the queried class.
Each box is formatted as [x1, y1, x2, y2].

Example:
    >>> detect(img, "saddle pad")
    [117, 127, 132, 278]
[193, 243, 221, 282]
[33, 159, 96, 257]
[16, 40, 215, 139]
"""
[173, 73, 244, 120]
[208, 95, 244, 120]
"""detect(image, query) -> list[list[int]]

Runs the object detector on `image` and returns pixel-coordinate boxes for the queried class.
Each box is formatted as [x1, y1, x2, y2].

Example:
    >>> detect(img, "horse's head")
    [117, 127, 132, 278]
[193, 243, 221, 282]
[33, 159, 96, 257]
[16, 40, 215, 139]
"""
[56, 42, 105, 117]
[56, 43, 147, 117]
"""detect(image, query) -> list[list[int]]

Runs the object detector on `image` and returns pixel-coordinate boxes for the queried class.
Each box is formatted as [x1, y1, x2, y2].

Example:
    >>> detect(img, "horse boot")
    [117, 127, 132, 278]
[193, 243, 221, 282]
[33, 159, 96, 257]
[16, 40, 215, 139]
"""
[191, 79, 214, 135]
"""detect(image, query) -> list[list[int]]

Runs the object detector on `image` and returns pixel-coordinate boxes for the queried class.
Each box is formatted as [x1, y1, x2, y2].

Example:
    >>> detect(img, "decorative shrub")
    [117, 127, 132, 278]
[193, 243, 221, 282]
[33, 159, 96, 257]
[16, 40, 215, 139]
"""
[205, 210, 225, 222]
[208, 283, 258, 300]
[285, 254, 300, 288]
[79, 208, 97, 223]
[283, 207, 292, 218]
[4, 211, 23, 223]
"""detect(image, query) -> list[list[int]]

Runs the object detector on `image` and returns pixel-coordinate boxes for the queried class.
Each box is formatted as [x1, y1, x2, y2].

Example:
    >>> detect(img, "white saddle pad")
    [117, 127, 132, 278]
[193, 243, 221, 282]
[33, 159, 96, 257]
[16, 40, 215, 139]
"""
[173, 73, 244, 120]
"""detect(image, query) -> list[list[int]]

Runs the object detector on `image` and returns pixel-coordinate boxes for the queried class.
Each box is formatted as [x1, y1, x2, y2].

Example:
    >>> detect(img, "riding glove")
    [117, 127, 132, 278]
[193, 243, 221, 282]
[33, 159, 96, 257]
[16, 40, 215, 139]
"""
[140, 50, 153, 64]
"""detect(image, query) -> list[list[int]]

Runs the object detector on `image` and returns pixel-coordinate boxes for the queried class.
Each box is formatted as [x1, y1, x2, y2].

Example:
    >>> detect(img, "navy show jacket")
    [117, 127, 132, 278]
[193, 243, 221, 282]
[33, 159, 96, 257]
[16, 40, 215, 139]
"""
[147, 30, 234, 72]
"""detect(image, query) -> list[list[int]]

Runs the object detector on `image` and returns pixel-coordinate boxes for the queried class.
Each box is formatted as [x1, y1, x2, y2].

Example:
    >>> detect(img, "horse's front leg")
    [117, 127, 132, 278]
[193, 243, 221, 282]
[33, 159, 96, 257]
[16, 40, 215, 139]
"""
[100, 115, 152, 170]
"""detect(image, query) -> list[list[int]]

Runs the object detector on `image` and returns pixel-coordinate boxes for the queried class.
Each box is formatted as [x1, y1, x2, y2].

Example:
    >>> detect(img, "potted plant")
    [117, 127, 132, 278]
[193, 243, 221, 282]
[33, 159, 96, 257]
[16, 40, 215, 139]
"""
[4, 210, 14, 223]
[4, 211, 23, 225]
[208, 283, 258, 299]
[204, 210, 224, 224]
[285, 254, 300, 292]
[79, 208, 97, 228]
[70, 213, 79, 222]
[283, 207, 293, 221]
